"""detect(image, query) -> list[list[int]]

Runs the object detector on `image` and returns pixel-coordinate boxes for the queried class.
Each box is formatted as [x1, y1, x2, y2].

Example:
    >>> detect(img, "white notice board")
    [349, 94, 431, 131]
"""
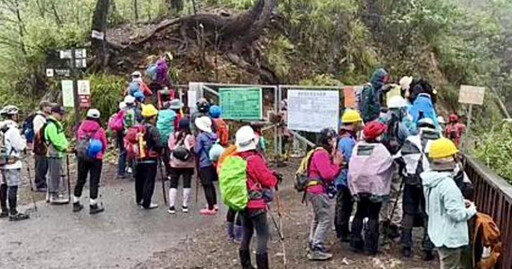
[288, 90, 339, 132]
[459, 85, 485, 105]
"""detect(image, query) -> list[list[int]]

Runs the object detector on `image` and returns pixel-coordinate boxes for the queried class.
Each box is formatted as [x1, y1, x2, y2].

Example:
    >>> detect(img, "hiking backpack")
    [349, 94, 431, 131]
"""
[219, 154, 251, 211]
[171, 134, 191, 162]
[0, 124, 10, 166]
[209, 140, 225, 162]
[124, 125, 148, 160]
[146, 64, 158, 81]
[32, 119, 54, 155]
[359, 83, 380, 123]
[383, 115, 402, 155]
[294, 148, 323, 192]
[213, 118, 229, 146]
[472, 213, 502, 269]
[108, 110, 126, 132]
[76, 129, 100, 162]
[22, 113, 39, 144]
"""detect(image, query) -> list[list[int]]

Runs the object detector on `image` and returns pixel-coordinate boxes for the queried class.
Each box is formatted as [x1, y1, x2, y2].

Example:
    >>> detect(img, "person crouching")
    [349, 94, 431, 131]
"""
[348, 121, 395, 255]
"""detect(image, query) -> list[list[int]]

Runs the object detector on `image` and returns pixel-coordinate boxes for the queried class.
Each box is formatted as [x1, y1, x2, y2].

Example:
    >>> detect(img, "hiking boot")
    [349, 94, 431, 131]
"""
[181, 206, 189, 213]
[239, 250, 255, 269]
[50, 194, 69, 205]
[402, 247, 412, 258]
[9, 212, 29, 221]
[142, 203, 158, 210]
[73, 202, 84, 213]
[199, 208, 217, 216]
[424, 250, 435, 261]
[167, 206, 176, 214]
[90, 204, 105, 215]
[256, 253, 269, 269]
[227, 222, 235, 240]
[307, 249, 333, 261]
[0, 211, 8, 218]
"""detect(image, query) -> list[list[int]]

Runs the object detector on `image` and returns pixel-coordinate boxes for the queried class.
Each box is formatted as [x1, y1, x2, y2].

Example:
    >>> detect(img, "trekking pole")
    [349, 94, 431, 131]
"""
[158, 157, 168, 206]
[66, 154, 71, 203]
[274, 192, 288, 269]
[24, 159, 37, 212]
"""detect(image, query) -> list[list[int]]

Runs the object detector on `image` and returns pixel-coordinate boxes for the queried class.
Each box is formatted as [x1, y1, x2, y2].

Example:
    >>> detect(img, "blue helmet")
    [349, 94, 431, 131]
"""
[87, 139, 103, 158]
[133, 91, 145, 102]
[209, 105, 222, 119]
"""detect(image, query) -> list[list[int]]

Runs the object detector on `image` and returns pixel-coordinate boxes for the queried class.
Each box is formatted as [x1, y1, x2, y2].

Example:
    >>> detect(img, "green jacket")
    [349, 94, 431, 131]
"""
[44, 117, 69, 158]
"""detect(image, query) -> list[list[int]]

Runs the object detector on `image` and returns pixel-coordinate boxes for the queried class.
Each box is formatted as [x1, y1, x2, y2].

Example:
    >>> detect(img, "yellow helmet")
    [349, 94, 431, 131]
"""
[141, 104, 158, 118]
[341, 109, 362, 124]
[429, 138, 459, 160]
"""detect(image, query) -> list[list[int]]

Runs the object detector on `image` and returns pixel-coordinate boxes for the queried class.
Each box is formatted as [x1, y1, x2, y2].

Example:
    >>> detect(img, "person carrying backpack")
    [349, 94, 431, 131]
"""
[232, 125, 279, 269]
[194, 116, 218, 215]
[348, 121, 395, 255]
[399, 118, 440, 260]
[44, 105, 70, 204]
[32, 101, 52, 191]
[306, 128, 343, 261]
[421, 138, 476, 269]
[125, 71, 152, 97]
[209, 105, 229, 147]
[334, 109, 362, 243]
[167, 118, 195, 214]
[122, 95, 142, 178]
[445, 114, 466, 148]
[131, 104, 164, 209]
[409, 92, 439, 128]
[157, 100, 180, 177]
[0, 105, 29, 221]
[72, 109, 107, 214]
[191, 98, 217, 135]
[112, 101, 127, 179]
[359, 68, 389, 123]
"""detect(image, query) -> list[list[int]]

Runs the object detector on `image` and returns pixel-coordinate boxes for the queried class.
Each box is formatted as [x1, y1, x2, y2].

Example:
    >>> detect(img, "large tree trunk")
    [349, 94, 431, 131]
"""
[91, 0, 110, 71]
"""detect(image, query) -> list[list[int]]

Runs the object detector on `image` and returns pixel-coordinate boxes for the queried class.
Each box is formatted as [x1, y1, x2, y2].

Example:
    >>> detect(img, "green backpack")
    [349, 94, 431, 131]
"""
[219, 155, 250, 211]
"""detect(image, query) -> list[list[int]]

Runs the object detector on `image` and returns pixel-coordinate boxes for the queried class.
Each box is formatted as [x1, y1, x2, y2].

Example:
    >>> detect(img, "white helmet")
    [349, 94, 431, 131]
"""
[1, 105, 19, 116]
[86, 109, 100, 119]
[131, 71, 142, 77]
[437, 116, 446, 124]
[418, 117, 435, 129]
[119, 101, 127, 110]
[235, 126, 257, 152]
[124, 95, 136, 104]
[387, 96, 408, 109]
[399, 76, 413, 90]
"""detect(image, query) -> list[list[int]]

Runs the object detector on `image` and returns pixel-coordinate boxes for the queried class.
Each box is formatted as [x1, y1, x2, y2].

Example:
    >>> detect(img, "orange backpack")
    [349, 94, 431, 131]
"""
[213, 118, 229, 147]
[472, 213, 502, 269]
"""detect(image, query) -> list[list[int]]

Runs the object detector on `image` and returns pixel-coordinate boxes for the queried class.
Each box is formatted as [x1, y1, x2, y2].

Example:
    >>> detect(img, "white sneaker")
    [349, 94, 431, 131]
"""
[182, 206, 189, 213]
[142, 203, 158, 210]
[50, 195, 69, 205]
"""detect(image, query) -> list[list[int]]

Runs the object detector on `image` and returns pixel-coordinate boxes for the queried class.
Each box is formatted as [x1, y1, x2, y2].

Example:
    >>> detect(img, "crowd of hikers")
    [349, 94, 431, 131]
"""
[0, 62, 502, 269]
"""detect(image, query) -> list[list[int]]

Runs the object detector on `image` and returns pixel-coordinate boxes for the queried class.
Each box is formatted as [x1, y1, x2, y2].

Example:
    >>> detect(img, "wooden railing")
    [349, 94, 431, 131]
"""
[464, 156, 512, 269]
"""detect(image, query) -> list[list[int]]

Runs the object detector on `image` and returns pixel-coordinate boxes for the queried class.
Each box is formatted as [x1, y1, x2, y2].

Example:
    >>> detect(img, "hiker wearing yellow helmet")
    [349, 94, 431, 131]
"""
[334, 109, 363, 242]
[134, 104, 164, 210]
[421, 138, 476, 269]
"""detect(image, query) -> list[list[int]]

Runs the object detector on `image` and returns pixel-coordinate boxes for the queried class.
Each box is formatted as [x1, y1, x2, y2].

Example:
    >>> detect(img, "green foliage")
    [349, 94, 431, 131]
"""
[299, 74, 343, 87]
[266, 36, 294, 79]
[88, 74, 126, 123]
[473, 122, 512, 183]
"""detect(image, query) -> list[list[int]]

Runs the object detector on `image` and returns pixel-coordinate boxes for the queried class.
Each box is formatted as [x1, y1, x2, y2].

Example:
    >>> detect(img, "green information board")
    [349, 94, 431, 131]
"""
[219, 88, 263, 120]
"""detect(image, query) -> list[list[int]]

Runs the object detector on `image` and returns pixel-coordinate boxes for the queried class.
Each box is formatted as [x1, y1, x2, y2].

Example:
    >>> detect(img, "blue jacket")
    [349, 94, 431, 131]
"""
[409, 93, 439, 128]
[194, 132, 218, 168]
[421, 171, 477, 248]
[335, 133, 356, 188]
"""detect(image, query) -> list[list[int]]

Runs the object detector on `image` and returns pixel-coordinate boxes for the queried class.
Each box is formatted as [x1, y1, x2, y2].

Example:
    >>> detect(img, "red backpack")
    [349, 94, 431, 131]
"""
[124, 124, 159, 160]
[213, 118, 229, 147]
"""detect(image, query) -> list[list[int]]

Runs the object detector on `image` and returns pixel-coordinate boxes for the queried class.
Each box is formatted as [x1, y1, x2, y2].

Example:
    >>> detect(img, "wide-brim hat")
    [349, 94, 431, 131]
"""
[195, 116, 212, 133]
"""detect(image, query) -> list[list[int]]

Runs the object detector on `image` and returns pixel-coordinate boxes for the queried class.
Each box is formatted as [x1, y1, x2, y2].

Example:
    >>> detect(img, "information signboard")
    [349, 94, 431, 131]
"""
[288, 90, 339, 132]
[219, 88, 263, 120]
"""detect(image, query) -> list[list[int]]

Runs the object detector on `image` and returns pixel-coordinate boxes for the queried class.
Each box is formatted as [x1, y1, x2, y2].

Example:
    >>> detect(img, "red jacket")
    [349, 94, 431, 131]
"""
[238, 151, 278, 210]
[307, 149, 341, 194]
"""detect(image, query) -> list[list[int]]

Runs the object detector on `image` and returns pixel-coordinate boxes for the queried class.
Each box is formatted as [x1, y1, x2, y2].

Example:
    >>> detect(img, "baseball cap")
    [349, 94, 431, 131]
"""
[51, 105, 66, 115]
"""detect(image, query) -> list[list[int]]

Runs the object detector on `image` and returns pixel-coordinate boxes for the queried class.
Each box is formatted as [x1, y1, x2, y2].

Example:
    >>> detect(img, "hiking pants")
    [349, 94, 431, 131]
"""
[169, 168, 193, 189]
[401, 184, 434, 252]
[116, 132, 127, 177]
[34, 154, 48, 189]
[307, 193, 331, 250]
[199, 166, 217, 210]
[335, 186, 354, 240]
[48, 157, 64, 194]
[0, 170, 20, 215]
[74, 158, 102, 200]
[227, 208, 242, 226]
[380, 168, 403, 226]
[240, 209, 269, 255]
[438, 246, 472, 269]
[351, 197, 382, 254]
[135, 162, 157, 208]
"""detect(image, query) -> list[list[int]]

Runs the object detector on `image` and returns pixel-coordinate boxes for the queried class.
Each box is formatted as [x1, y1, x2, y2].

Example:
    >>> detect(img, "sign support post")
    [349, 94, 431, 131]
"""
[458, 85, 486, 150]
[71, 48, 80, 131]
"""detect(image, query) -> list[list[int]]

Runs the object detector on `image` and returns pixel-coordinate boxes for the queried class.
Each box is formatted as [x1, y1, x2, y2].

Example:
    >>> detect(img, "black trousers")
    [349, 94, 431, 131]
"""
[74, 158, 103, 200]
[0, 184, 18, 215]
[240, 210, 269, 254]
[227, 208, 242, 225]
[169, 168, 193, 188]
[351, 196, 382, 254]
[199, 166, 217, 210]
[34, 154, 48, 189]
[135, 162, 158, 208]
[401, 184, 434, 251]
[335, 186, 354, 239]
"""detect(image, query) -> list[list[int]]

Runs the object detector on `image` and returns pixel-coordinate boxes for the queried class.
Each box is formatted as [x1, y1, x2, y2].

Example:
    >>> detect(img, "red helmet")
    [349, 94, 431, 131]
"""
[449, 114, 459, 122]
[363, 121, 387, 141]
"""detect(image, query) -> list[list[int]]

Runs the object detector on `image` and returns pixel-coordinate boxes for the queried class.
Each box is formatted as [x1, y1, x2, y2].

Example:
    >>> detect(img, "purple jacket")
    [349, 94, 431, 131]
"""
[156, 59, 170, 86]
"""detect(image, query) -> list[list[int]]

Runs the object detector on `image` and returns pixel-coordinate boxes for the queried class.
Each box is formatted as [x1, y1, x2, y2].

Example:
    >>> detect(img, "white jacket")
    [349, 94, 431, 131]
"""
[33, 112, 47, 134]
[2, 120, 26, 169]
